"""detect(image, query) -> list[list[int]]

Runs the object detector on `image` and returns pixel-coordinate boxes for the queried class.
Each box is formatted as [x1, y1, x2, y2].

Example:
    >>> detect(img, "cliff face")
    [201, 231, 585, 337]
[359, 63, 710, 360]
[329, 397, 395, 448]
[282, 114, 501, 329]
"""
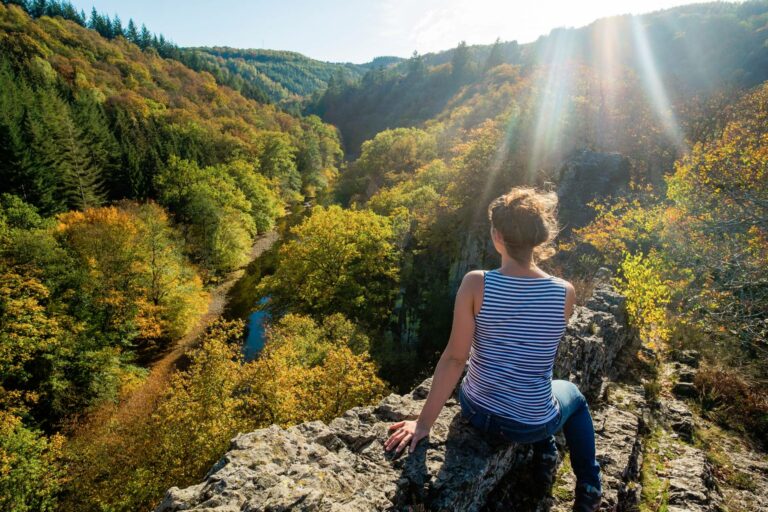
[156, 271, 640, 511]
[556, 150, 632, 236]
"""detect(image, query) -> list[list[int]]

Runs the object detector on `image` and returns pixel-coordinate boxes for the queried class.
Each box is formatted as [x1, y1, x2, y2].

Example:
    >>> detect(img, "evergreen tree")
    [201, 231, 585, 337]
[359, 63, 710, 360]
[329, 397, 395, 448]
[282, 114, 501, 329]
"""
[484, 37, 504, 72]
[451, 40, 471, 82]
[60, 1, 80, 23]
[58, 105, 105, 210]
[407, 50, 426, 80]
[126, 19, 139, 44]
[139, 24, 152, 49]
[87, 7, 98, 29]
[29, 0, 45, 17]
[20, 89, 70, 213]
[72, 92, 119, 197]
[112, 14, 123, 37]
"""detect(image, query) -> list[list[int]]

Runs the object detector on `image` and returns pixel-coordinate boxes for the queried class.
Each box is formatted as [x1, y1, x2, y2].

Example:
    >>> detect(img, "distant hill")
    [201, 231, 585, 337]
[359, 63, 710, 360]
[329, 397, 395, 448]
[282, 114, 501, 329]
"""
[180, 47, 403, 105]
[0, 2, 342, 213]
[309, 0, 768, 155]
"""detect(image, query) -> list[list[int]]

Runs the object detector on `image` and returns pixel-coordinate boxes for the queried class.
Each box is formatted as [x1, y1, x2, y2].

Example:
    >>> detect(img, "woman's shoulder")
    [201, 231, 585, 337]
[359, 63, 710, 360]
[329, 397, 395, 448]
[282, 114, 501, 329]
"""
[554, 277, 576, 301]
[461, 270, 486, 288]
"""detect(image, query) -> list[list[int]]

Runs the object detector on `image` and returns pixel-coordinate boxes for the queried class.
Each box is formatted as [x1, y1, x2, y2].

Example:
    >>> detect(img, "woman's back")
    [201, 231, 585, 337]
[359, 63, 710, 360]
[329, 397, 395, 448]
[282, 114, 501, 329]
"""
[460, 268, 568, 425]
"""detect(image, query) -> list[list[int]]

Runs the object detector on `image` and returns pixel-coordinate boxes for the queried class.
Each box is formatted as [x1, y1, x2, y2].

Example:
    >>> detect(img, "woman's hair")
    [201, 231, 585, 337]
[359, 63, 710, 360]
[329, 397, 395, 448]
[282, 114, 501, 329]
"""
[488, 186, 560, 263]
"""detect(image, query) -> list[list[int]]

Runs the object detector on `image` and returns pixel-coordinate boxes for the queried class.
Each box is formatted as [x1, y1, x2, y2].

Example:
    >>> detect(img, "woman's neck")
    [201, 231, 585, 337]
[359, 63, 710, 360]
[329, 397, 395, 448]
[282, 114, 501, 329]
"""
[498, 253, 544, 277]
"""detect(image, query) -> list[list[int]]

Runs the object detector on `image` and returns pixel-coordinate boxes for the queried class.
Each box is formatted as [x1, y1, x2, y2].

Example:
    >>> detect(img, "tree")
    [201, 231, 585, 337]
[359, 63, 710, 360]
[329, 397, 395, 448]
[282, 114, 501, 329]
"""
[154, 156, 257, 273]
[139, 24, 152, 49]
[407, 50, 426, 80]
[58, 109, 106, 210]
[111, 15, 123, 37]
[339, 127, 438, 203]
[0, 410, 63, 512]
[484, 37, 504, 72]
[253, 131, 300, 194]
[243, 313, 388, 425]
[256, 205, 400, 328]
[451, 40, 471, 82]
[125, 18, 138, 44]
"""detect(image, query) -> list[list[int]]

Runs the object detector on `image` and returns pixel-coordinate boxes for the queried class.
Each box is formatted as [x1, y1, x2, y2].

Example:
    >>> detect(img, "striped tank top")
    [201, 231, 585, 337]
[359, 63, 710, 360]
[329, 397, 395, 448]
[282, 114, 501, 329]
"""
[460, 269, 568, 424]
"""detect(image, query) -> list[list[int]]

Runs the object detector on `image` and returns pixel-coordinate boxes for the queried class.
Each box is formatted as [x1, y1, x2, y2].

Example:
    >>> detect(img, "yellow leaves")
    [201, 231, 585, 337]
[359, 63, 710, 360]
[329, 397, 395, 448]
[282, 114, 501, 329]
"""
[613, 250, 672, 347]
[258, 205, 400, 327]
[572, 194, 665, 266]
[52, 201, 207, 343]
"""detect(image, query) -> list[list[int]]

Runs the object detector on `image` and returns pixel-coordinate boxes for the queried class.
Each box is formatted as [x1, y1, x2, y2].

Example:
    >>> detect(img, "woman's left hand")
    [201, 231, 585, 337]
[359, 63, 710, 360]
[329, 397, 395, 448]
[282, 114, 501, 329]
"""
[384, 420, 430, 454]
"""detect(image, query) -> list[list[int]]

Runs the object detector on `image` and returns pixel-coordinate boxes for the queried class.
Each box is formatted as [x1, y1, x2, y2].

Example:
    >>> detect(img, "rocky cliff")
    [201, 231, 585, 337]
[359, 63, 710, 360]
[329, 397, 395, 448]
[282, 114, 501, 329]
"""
[556, 150, 631, 235]
[155, 270, 649, 511]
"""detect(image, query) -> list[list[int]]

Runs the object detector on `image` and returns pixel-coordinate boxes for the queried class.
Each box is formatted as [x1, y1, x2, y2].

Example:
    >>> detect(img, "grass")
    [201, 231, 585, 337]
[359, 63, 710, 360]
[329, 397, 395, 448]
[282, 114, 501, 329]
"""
[551, 453, 575, 502]
[639, 426, 672, 512]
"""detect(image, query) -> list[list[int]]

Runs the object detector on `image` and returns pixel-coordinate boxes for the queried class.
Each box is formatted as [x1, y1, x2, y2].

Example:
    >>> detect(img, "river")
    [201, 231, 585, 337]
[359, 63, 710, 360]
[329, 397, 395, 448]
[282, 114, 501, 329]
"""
[224, 200, 313, 360]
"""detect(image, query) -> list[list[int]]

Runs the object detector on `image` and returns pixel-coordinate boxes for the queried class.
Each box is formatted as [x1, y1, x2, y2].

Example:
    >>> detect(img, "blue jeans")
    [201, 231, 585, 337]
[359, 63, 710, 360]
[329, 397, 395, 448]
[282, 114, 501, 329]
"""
[458, 380, 601, 491]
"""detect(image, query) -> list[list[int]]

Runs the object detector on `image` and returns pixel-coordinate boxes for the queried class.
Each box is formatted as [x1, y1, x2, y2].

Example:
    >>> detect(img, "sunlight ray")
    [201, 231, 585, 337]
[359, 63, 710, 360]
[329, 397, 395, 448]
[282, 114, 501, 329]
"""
[528, 29, 577, 179]
[630, 15, 687, 151]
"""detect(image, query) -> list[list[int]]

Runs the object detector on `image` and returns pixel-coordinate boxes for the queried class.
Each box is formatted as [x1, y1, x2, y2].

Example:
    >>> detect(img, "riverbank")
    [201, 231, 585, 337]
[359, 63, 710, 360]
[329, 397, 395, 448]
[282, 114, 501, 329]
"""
[84, 229, 280, 428]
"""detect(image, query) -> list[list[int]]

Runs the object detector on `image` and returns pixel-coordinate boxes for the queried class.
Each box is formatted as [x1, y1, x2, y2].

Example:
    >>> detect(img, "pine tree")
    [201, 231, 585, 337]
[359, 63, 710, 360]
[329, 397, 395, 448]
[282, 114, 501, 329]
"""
[29, 0, 46, 17]
[112, 15, 123, 37]
[87, 7, 98, 30]
[451, 40, 471, 82]
[484, 37, 504, 72]
[407, 50, 426, 80]
[139, 24, 152, 49]
[72, 92, 119, 198]
[59, 110, 105, 210]
[126, 19, 139, 44]
[20, 89, 69, 213]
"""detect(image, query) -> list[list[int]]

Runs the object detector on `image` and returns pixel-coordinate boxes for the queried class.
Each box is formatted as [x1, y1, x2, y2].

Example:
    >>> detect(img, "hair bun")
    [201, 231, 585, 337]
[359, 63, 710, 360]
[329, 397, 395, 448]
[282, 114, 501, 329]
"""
[488, 186, 560, 263]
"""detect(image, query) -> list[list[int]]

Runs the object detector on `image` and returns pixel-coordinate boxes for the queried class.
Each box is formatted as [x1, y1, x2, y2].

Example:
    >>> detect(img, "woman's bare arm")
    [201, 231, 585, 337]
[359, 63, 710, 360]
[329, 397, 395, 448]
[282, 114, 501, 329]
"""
[564, 280, 575, 322]
[384, 270, 481, 454]
[415, 270, 480, 429]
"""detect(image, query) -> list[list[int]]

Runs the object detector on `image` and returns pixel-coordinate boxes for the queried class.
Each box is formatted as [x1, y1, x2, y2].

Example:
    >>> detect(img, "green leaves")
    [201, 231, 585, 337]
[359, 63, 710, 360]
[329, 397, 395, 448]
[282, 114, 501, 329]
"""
[257, 205, 401, 329]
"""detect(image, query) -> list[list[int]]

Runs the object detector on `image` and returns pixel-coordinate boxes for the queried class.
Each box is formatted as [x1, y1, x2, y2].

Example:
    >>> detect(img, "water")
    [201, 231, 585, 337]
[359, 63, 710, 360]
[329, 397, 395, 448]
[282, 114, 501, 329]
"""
[224, 200, 316, 361]
[243, 297, 270, 360]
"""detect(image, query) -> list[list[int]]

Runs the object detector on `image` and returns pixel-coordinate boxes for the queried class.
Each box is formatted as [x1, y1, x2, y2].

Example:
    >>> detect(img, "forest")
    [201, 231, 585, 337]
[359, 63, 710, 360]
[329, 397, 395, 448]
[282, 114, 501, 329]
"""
[1, 0, 767, 510]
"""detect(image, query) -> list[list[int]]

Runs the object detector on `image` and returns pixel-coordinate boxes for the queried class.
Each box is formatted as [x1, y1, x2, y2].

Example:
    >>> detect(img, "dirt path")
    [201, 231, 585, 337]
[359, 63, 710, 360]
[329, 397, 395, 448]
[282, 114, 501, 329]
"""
[110, 230, 279, 424]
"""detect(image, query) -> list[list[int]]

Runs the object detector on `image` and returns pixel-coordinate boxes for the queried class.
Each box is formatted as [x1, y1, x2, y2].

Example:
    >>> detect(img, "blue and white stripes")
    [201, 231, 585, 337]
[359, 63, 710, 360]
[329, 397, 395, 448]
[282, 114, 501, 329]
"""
[461, 269, 567, 425]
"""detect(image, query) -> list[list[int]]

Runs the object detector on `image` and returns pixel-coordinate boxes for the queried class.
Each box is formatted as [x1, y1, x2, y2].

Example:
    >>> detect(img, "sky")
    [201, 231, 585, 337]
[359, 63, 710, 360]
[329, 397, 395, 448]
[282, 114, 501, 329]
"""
[68, 0, 705, 63]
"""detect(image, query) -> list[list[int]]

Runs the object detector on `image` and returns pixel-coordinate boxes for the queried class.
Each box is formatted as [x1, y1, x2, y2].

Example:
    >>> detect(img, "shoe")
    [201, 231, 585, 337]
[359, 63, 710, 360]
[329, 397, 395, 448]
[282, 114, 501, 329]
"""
[573, 483, 602, 512]
[529, 449, 559, 495]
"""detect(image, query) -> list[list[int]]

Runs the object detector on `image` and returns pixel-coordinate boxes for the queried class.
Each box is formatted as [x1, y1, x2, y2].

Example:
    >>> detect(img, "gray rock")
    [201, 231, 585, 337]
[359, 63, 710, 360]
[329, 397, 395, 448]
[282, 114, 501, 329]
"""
[156, 280, 639, 512]
[677, 368, 697, 384]
[661, 399, 696, 443]
[556, 150, 632, 234]
[665, 442, 720, 511]
[672, 382, 698, 399]
[672, 350, 701, 368]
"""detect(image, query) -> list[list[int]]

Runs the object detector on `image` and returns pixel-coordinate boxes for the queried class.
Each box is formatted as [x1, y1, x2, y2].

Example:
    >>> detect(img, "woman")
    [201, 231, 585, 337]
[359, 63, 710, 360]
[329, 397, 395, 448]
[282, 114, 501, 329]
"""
[383, 186, 602, 511]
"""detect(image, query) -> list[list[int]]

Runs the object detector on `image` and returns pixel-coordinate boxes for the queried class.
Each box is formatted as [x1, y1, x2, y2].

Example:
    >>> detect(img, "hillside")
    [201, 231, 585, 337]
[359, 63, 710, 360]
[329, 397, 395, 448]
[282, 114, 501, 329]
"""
[2, 1, 767, 511]
[179, 47, 402, 105]
[310, 1, 768, 155]
[0, 2, 342, 214]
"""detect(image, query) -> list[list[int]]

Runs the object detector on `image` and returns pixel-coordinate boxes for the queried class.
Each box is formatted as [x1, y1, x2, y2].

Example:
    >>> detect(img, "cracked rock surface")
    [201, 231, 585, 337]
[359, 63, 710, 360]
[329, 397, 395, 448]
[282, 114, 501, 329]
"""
[156, 276, 638, 512]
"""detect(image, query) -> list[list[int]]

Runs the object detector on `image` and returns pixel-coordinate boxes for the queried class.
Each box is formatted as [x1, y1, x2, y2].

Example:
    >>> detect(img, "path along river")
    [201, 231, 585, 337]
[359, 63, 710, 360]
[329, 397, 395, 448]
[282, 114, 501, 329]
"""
[102, 202, 310, 426]
[224, 201, 312, 360]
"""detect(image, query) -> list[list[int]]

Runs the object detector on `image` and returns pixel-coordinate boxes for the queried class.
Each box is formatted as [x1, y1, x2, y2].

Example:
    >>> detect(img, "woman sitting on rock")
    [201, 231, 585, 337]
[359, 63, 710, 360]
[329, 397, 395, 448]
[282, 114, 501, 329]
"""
[384, 186, 602, 511]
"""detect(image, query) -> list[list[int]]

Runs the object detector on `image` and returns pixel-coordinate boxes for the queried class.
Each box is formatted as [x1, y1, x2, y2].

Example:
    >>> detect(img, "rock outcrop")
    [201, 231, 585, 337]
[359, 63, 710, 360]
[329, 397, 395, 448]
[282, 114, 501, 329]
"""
[156, 272, 639, 512]
[557, 150, 631, 234]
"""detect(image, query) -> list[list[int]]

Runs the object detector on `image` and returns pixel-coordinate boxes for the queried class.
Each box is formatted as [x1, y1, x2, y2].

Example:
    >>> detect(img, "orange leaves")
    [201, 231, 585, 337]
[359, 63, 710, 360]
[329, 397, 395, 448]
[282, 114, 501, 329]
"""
[54, 201, 206, 343]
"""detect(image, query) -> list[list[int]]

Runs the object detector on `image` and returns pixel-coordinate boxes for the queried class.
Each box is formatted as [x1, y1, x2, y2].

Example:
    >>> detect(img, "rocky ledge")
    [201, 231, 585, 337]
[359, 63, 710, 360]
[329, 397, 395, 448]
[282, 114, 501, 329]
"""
[156, 271, 640, 512]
